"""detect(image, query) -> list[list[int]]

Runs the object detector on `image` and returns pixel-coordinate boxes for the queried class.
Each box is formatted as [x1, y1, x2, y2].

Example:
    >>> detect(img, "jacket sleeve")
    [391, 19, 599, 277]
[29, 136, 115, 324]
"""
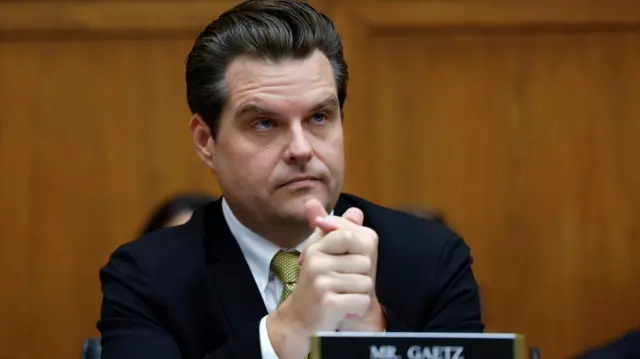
[98, 246, 262, 359]
[385, 235, 484, 333]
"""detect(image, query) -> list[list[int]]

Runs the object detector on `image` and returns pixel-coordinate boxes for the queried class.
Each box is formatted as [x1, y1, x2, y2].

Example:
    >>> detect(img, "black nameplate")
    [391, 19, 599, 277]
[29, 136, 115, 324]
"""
[310, 332, 526, 359]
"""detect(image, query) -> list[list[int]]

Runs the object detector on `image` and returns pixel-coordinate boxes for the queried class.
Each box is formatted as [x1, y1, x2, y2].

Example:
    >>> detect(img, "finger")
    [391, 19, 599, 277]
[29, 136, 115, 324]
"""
[314, 207, 363, 233]
[323, 293, 371, 319]
[312, 229, 369, 255]
[322, 273, 374, 294]
[331, 254, 372, 274]
[301, 226, 343, 264]
[315, 219, 340, 233]
[316, 215, 363, 233]
[298, 227, 323, 265]
[299, 199, 333, 263]
[342, 207, 364, 226]
[304, 198, 329, 230]
[302, 204, 365, 265]
[305, 253, 372, 275]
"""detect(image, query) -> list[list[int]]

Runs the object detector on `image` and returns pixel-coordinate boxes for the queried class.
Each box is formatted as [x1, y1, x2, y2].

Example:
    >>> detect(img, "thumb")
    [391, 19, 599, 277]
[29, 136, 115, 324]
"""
[304, 198, 329, 230]
[341, 207, 364, 226]
[299, 199, 332, 264]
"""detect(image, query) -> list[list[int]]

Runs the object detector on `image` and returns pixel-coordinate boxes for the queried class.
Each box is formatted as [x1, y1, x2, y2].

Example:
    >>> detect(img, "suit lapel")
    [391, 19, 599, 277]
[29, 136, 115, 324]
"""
[333, 194, 350, 217]
[202, 200, 268, 334]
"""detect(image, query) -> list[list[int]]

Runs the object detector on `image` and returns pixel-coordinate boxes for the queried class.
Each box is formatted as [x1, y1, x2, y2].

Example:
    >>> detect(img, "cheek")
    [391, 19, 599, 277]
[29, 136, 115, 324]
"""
[250, 151, 280, 176]
[315, 132, 344, 168]
[218, 142, 280, 182]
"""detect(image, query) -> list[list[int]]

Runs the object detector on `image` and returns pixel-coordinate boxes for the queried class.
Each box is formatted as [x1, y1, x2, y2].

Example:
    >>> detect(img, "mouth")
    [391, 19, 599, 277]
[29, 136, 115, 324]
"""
[278, 176, 320, 188]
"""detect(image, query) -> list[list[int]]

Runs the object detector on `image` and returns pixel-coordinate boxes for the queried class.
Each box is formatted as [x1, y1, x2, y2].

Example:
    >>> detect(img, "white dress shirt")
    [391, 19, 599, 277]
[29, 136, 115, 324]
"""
[222, 199, 331, 359]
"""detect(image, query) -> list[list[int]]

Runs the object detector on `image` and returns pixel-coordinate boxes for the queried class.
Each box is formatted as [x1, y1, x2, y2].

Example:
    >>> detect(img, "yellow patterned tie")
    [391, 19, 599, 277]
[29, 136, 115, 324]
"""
[271, 250, 301, 305]
[271, 250, 309, 359]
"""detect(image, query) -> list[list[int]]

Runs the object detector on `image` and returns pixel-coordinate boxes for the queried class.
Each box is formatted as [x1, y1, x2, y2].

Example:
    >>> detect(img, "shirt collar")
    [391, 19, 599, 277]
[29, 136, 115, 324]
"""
[222, 198, 333, 292]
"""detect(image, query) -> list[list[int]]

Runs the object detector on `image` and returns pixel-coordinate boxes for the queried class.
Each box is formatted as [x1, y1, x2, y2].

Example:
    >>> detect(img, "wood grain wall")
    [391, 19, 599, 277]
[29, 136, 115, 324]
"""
[1, 1, 638, 359]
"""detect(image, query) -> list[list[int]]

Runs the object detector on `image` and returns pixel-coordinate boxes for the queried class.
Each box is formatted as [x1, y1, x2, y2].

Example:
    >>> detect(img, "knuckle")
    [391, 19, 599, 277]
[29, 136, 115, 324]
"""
[361, 295, 372, 309]
[305, 255, 318, 272]
[321, 293, 339, 309]
[305, 244, 319, 258]
[364, 227, 378, 242]
[304, 257, 322, 277]
[306, 254, 324, 275]
[312, 275, 330, 294]
[345, 230, 361, 246]
[363, 228, 378, 250]
[344, 235, 357, 251]
[360, 256, 372, 272]
[338, 229, 352, 242]
[362, 276, 374, 291]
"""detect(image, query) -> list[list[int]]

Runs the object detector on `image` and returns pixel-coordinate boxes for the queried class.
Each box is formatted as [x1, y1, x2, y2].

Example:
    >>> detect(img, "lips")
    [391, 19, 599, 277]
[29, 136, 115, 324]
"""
[279, 175, 319, 187]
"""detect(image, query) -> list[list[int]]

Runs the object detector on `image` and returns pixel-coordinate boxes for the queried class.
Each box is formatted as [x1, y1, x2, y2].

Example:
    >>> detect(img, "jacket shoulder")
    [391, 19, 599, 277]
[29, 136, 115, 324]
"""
[100, 209, 209, 294]
[340, 193, 459, 248]
[111, 223, 202, 269]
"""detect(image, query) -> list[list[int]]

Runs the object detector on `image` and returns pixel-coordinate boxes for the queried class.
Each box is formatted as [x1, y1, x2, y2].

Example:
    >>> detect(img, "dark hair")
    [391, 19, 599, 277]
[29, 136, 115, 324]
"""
[140, 192, 217, 235]
[185, 0, 348, 137]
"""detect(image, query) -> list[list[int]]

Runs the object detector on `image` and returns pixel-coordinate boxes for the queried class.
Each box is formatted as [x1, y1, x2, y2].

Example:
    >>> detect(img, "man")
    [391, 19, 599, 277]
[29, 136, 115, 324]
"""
[97, 1, 484, 358]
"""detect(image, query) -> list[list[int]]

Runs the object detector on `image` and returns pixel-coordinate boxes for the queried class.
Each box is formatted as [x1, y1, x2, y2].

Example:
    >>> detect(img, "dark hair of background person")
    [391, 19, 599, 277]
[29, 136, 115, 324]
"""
[185, 0, 349, 138]
[139, 192, 217, 235]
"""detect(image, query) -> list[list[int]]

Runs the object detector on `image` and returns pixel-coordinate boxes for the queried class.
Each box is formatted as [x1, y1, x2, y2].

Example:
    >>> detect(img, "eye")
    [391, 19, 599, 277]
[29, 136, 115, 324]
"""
[310, 112, 327, 124]
[254, 119, 274, 130]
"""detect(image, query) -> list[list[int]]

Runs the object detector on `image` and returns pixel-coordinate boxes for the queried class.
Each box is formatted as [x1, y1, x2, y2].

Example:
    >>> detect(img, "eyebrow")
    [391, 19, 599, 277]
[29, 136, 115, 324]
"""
[235, 104, 276, 119]
[311, 96, 339, 112]
[234, 96, 339, 119]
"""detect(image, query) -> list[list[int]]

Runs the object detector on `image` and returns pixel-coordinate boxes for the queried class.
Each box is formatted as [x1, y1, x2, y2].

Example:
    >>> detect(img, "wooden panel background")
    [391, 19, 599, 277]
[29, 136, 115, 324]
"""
[0, 1, 638, 359]
[334, 2, 640, 359]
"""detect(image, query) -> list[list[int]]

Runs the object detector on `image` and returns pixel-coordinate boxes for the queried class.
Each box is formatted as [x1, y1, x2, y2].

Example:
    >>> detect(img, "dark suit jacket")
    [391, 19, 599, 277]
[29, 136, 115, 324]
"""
[98, 193, 483, 359]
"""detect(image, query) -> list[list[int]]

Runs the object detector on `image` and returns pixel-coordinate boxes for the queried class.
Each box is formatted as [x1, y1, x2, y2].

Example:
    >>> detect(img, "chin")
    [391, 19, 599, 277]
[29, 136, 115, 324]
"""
[272, 203, 307, 225]
[277, 191, 326, 215]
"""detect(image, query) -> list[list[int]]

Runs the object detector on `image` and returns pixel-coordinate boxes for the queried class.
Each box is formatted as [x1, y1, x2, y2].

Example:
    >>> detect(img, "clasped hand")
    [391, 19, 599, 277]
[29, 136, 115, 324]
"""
[267, 199, 383, 359]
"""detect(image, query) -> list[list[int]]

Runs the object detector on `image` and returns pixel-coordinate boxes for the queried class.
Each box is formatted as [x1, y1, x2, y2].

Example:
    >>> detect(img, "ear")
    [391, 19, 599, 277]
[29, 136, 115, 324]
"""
[189, 114, 216, 171]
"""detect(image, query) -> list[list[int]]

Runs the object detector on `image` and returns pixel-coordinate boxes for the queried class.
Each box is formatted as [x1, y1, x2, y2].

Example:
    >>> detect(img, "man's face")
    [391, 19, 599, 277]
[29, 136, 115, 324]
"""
[195, 50, 344, 228]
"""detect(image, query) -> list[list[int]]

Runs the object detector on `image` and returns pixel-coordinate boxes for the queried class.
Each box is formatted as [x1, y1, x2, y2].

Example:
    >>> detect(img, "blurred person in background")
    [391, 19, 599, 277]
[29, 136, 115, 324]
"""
[139, 192, 218, 235]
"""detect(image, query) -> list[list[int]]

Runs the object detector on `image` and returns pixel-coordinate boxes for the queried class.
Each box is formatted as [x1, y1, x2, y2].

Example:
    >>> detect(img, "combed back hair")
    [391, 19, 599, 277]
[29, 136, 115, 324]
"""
[185, 0, 349, 138]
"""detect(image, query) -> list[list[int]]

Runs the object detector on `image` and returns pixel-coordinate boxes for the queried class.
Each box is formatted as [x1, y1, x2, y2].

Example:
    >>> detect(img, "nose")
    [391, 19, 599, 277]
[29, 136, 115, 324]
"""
[284, 123, 313, 165]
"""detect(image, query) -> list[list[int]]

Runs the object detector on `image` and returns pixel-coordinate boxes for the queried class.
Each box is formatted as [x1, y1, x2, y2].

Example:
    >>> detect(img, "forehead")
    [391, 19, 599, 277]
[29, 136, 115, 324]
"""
[224, 50, 338, 113]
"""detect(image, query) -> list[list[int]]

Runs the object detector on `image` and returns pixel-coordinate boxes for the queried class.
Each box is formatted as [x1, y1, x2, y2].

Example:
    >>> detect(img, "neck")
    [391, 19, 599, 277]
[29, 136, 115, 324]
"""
[258, 222, 313, 249]
[242, 216, 312, 249]
[223, 198, 313, 249]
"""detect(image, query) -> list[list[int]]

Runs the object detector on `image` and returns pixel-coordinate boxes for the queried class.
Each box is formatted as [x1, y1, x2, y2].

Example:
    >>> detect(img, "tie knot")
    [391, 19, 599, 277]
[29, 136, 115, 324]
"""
[270, 250, 300, 284]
